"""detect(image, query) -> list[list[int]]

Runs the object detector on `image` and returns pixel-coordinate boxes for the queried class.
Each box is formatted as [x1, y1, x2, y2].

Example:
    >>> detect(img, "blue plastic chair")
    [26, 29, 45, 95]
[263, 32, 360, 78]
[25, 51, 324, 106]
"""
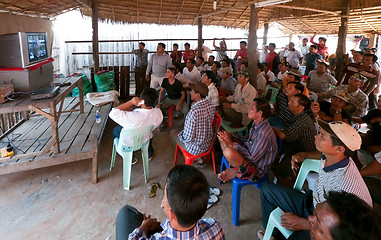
[110, 125, 154, 190]
[263, 159, 321, 240]
[219, 156, 269, 226]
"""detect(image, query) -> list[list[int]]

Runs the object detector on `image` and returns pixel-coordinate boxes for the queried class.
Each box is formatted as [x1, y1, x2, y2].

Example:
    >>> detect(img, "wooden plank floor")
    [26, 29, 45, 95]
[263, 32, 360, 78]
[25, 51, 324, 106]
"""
[0, 98, 111, 176]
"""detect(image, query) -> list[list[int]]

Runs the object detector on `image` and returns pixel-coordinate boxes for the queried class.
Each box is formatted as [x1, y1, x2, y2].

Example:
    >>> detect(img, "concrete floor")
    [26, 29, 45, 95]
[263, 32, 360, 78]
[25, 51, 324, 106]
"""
[0, 118, 263, 240]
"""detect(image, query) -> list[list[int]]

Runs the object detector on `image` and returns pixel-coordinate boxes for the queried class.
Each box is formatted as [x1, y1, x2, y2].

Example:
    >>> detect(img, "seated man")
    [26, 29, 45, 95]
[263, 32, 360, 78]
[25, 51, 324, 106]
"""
[269, 81, 305, 129]
[218, 67, 237, 96]
[222, 70, 258, 126]
[360, 151, 381, 205]
[319, 73, 368, 117]
[260, 120, 372, 240]
[195, 56, 206, 73]
[307, 60, 337, 93]
[183, 59, 201, 83]
[311, 92, 351, 124]
[217, 98, 278, 182]
[281, 69, 309, 97]
[272, 94, 317, 183]
[308, 191, 381, 240]
[261, 62, 276, 84]
[109, 88, 163, 163]
[256, 63, 267, 97]
[157, 68, 189, 130]
[171, 81, 215, 166]
[201, 70, 219, 108]
[116, 165, 225, 240]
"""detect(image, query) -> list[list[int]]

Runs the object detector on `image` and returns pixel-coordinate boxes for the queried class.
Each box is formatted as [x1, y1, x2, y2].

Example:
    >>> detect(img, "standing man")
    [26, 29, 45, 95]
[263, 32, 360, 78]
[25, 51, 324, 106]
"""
[284, 42, 303, 69]
[213, 38, 227, 61]
[300, 38, 309, 59]
[234, 41, 248, 71]
[146, 43, 172, 90]
[304, 45, 322, 76]
[265, 43, 280, 74]
[133, 42, 149, 95]
[310, 35, 329, 59]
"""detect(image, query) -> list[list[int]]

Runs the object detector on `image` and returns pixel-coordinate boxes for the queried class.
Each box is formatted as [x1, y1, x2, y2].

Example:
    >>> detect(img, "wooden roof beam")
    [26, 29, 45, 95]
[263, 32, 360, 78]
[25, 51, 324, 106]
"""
[175, 0, 186, 25]
[76, 0, 92, 8]
[274, 5, 340, 16]
[192, 0, 207, 25]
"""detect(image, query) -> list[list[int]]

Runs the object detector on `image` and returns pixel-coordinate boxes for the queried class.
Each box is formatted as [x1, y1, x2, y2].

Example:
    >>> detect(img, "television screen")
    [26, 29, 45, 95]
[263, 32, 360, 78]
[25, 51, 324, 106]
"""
[27, 33, 48, 63]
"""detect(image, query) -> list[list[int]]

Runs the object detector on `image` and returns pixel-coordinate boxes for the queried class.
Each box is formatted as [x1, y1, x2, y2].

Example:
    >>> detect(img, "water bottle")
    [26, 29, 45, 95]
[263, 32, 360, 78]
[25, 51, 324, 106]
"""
[95, 110, 101, 123]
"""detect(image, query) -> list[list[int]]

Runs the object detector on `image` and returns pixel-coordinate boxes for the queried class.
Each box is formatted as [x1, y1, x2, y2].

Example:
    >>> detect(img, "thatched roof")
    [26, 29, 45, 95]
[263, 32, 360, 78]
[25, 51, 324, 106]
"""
[0, 0, 380, 34]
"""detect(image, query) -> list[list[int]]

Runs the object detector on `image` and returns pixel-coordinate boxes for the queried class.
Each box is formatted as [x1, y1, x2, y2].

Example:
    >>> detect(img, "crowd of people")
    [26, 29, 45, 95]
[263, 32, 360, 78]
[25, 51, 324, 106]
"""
[110, 37, 381, 240]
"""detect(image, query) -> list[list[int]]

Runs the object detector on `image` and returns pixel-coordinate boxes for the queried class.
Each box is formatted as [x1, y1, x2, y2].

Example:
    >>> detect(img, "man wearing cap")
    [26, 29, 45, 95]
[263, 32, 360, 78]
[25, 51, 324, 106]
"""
[222, 70, 258, 126]
[133, 42, 149, 95]
[311, 93, 351, 124]
[218, 67, 237, 96]
[304, 45, 322, 76]
[171, 81, 215, 166]
[307, 60, 337, 93]
[283, 42, 303, 69]
[259, 120, 372, 240]
[146, 43, 172, 90]
[310, 35, 329, 58]
[234, 41, 248, 71]
[319, 73, 368, 117]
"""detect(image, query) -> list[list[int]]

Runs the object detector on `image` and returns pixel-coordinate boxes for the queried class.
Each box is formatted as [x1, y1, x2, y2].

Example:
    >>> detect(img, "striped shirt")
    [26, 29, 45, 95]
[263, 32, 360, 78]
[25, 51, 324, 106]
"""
[319, 85, 368, 117]
[313, 154, 373, 208]
[307, 70, 337, 93]
[128, 218, 225, 240]
[233, 119, 278, 179]
[178, 98, 215, 155]
[275, 92, 295, 127]
[284, 111, 317, 153]
[206, 83, 219, 107]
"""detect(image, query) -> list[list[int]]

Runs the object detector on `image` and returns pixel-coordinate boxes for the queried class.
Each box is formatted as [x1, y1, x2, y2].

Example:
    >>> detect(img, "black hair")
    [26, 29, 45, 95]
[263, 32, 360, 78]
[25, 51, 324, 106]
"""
[294, 93, 311, 110]
[166, 165, 209, 228]
[329, 135, 354, 157]
[222, 59, 230, 65]
[318, 61, 328, 69]
[158, 42, 166, 49]
[140, 88, 157, 107]
[209, 55, 215, 60]
[204, 70, 216, 82]
[262, 62, 270, 67]
[213, 61, 221, 69]
[269, 43, 276, 48]
[173, 43, 179, 48]
[253, 98, 271, 118]
[257, 63, 263, 71]
[310, 44, 317, 49]
[139, 42, 145, 47]
[240, 41, 247, 45]
[318, 37, 327, 43]
[173, 62, 182, 74]
[167, 67, 176, 75]
[187, 59, 196, 65]
[241, 61, 248, 68]
[197, 56, 204, 62]
[184, 42, 190, 47]
[354, 51, 364, 55]
[326, 191, 381, 240]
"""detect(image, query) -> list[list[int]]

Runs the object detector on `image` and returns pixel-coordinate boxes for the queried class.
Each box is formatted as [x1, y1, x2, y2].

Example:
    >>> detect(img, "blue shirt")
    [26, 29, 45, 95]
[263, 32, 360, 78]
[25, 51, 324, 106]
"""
[128, 218, 225, 240]
[233, 119, 278, 178]
[178, 98, 215, 155]
[304, 52, 322, 76]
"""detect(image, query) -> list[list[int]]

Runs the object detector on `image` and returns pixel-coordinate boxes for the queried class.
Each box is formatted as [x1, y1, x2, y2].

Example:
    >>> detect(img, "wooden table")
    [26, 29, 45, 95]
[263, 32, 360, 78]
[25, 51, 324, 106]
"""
[0, 76, 84, 155]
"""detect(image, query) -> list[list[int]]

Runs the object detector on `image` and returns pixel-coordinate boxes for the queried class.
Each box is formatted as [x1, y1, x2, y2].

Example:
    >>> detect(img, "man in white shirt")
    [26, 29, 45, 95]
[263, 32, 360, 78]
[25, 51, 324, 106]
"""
[202, 70, 219, 108]
[183, 59, 201, 83]
[109, 88, 163, 162]
[222, 70, 258, 126]
[284, 42, 303, 69]
[256, 63, 267, 97]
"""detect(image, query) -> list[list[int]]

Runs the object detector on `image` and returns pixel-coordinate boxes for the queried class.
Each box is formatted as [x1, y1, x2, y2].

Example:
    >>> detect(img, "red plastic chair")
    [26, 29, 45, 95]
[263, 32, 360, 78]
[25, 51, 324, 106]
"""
[168, 105, 175, 127]
[174, 112, 221, 173]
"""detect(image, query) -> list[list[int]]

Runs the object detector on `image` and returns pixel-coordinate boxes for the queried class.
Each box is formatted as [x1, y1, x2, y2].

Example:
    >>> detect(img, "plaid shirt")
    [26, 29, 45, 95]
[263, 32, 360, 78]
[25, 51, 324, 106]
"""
[128, 218, 225, 240]
[284, 111, 317, 153]
[178, 98, 215, 155]
[319, 85, 368, 117]
[206, 83, 219, 107]
[233, 119, 278, 179]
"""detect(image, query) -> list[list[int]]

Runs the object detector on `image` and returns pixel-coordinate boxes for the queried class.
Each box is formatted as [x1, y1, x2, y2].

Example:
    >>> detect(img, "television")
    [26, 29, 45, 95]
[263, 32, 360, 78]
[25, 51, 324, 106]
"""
[0, 32, 49, 68]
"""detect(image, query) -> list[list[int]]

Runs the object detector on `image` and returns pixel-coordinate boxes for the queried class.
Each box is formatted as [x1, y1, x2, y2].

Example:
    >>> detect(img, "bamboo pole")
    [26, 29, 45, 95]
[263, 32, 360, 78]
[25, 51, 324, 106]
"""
[248, 4, 258, 86]
[92, 3, 100, 73]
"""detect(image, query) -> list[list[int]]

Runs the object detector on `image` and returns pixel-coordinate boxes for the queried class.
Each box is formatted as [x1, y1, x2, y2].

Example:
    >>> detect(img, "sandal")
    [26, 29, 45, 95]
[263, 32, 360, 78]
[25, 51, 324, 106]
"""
[149, 182, 162, 198]
[209, 186, 221, 196]
[207, 194, 218, 209]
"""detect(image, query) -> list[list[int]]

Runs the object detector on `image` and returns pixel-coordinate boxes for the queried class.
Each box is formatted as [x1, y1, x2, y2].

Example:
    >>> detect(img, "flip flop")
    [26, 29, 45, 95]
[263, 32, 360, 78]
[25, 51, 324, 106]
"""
[209, 186, 221, 196]
[149, 182, 162, 198]
[207, 194, 218, 209]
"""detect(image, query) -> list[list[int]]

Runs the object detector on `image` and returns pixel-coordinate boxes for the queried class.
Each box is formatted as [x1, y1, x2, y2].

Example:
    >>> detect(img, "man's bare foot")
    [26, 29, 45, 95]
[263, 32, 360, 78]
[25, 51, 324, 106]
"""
[218, 169, 237, 182]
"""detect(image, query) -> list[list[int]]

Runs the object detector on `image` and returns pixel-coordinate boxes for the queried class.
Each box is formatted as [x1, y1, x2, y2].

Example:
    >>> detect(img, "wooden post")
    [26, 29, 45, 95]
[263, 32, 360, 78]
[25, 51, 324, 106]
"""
[198, 17, 203, 58]
[92, 3, 100, 73]
[248, 4, 258, 86]
[335, 0, 350, 82]
[263, 22, 269, 46]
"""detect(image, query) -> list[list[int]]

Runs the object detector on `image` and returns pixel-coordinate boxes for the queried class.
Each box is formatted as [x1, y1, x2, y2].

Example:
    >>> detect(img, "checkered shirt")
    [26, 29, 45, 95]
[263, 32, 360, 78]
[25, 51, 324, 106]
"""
[206, 83, 219, 107]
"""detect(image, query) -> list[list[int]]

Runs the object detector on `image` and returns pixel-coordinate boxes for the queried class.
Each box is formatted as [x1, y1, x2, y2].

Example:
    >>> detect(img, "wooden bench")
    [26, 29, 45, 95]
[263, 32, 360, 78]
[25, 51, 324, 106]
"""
[0, 98, 111, 183]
